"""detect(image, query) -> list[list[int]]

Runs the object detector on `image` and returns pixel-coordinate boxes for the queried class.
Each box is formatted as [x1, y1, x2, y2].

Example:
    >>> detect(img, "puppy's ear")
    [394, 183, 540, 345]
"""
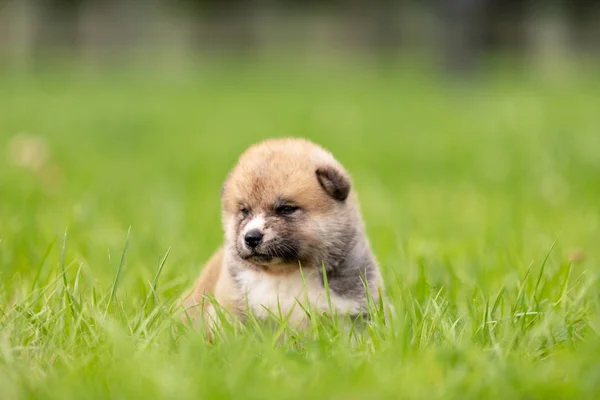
[316, 166, 351, 201]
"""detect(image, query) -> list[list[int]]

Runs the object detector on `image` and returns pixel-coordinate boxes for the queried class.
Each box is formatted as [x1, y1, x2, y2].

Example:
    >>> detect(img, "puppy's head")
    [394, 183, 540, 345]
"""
[220, 138, 357, 273]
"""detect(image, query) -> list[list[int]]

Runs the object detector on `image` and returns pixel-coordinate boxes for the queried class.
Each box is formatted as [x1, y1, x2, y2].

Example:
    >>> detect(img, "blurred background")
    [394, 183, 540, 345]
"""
[2, 4, 600, 397]
[1, 0, 599, 73]
[1, 0, 600, 296]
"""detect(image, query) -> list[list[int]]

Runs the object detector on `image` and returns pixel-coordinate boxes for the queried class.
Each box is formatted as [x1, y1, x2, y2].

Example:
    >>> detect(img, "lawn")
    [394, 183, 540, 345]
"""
[1, 59, 600, 399]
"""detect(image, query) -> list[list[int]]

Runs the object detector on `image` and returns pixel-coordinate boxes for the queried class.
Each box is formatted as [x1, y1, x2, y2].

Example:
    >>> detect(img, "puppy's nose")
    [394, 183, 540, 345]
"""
[244, 229, 263, 249]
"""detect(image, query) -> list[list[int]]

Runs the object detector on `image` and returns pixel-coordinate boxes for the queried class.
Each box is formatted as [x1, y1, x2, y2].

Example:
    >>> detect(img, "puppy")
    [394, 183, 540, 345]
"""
[180, 137, 384, 336]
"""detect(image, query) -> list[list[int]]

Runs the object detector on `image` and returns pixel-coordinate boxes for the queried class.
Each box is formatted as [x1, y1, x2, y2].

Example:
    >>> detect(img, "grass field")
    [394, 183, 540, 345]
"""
[1, 60, 600, 399]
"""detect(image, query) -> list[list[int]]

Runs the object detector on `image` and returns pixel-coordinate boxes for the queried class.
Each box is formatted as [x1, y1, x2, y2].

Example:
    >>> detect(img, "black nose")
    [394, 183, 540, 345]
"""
[244, 229, 263, 249]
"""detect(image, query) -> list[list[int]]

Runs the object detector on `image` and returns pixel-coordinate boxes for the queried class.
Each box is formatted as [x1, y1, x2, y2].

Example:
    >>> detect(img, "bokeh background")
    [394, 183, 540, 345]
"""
[2, 2, 600, 398]
[1, 1, 600, 71]
[1, 0, 600, 295]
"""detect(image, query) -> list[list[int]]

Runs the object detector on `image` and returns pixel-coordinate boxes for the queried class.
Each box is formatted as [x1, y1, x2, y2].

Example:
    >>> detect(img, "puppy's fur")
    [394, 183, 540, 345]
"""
[180, 138, 384, 335]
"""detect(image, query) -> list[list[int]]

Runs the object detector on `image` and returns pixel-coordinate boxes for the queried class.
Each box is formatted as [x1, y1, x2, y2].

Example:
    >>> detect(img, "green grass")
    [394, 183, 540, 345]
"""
[1, 60, 600, 399]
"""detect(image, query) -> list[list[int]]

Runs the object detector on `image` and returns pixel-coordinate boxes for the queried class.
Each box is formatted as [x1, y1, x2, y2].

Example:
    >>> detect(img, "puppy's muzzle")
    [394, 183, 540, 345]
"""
[244, 229, 263, 249]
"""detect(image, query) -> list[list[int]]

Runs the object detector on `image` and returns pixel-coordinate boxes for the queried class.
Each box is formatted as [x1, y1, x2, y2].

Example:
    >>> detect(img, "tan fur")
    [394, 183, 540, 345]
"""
[180, 247, 222, 315]
[222, 138, 352, 217]
[180, 137, 384, 338]
[180, 247, 242, 338]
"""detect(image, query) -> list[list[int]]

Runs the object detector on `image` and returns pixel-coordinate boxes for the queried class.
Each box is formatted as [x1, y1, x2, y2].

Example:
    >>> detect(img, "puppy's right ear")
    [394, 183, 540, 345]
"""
[316, 166, 351, 201]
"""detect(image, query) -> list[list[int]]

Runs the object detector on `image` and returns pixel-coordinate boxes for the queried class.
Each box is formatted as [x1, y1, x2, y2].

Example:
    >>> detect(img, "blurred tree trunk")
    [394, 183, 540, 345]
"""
[436, 0, 485, 74]
[481, 0, 528, 54]
[191, 0, 263, 54]
[564, 0, 600, 54]
[371, 0, 401, 60]
[339, 0, 400, 59]
[32, 0, 82, 65]
[0, 0, 36, 70]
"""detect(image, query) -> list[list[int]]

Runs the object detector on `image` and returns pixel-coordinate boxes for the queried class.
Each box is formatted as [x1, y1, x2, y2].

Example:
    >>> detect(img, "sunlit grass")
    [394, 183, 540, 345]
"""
[1, 61, 599, 399]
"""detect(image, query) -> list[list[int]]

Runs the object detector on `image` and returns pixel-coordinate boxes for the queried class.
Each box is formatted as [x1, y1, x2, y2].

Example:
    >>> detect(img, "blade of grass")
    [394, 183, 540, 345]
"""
[104, 226, 131, 320]
[31, 237, 56, 291]
[534, 237, 558, 305]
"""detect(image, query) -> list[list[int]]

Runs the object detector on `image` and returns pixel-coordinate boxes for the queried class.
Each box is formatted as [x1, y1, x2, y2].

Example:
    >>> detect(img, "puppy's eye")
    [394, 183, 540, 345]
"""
[276, 205, 298, 215]
[240, 207, 250, 217]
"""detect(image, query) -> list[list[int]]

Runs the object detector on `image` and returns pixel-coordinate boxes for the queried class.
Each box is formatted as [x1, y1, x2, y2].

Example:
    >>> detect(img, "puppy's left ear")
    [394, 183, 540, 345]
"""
[316, 166, 351, 201]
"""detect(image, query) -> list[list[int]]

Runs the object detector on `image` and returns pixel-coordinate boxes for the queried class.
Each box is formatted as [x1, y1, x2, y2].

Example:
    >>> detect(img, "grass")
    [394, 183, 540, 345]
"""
[1, 58, 600, 399]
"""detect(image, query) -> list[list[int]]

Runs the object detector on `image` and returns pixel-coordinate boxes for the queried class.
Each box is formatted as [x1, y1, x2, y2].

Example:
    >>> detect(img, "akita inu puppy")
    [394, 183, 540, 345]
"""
[180, 138, 384, 336]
